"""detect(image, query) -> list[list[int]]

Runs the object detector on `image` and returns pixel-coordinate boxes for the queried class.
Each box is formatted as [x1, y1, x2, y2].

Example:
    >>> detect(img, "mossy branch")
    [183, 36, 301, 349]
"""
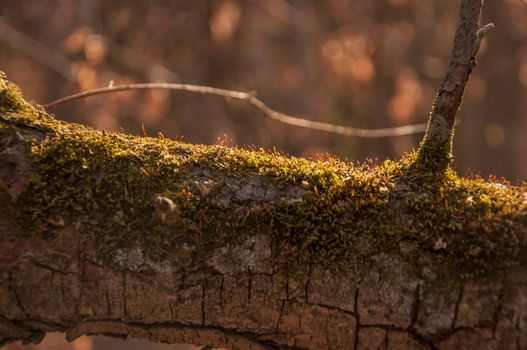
[416, 0, 493, 173]
[1, 67, 527, 349]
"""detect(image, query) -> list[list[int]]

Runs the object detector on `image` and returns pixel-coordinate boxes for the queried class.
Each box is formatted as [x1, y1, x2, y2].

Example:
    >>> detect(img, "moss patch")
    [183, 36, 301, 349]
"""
[0, 72, 58, 132]
[2, 74, 527, 281]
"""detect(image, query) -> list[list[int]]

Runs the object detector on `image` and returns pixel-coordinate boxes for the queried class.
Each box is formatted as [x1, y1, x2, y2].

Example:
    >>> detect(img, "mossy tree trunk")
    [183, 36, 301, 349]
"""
[1, 1, 526, 349]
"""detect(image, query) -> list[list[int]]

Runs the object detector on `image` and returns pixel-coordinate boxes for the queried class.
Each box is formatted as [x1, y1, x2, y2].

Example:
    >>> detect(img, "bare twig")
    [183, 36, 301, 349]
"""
[0, 17, 74, 81]
[417, 0, 493, 171]
[44, 83, 428, 138]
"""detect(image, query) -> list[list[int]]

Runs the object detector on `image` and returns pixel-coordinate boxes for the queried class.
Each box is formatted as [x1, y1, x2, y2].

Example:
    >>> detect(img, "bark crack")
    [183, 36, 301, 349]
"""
[410, 282, 421, 329]
[28, 259, 71, 275]
[304, 262, 313, 303]
[274, 300, 285, 335]
[247, 269, 252, 304]
[492, 275, 506, 339]
[451, 285, 464, 329]
[60, 274, 65, 302]
[304, 301, 356, 317]
[201, 277, 207, 325]
[106, 289, 111, 316]
[285, 269, 290, 300]
[122, 271, 127, 317]
[359, 324, 437, 350]
[168, 301, 175, 320]
[7, 268, 28, 318]
[353, 287, 360, 350]
[220, 274, 225, 311]
[324, 310, 330, 350]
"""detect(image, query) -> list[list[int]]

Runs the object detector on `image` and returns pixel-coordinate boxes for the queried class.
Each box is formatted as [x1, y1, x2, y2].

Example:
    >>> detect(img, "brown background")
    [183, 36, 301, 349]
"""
[1, 0, 526, 349]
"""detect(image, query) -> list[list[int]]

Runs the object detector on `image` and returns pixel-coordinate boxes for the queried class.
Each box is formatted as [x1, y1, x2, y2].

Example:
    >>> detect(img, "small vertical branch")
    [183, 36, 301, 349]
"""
[415, 0, 493, 173]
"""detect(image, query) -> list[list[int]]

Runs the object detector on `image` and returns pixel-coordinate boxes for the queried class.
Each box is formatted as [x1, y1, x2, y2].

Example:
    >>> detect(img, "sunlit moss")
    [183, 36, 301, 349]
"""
[0, 72, 59, 131]
[2, 73, 527, 281]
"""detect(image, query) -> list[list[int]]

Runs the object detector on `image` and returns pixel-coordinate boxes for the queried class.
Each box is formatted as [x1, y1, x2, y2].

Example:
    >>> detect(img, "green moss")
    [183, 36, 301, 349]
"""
[412, 114, 454, 176]
[0, 72, 59, 132]
[2, 73, 527, 281]
[414, 137, 452, 175]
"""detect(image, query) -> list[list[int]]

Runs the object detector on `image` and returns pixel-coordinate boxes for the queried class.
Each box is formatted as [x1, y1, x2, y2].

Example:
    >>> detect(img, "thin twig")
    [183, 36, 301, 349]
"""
[43, 83, 428, 138]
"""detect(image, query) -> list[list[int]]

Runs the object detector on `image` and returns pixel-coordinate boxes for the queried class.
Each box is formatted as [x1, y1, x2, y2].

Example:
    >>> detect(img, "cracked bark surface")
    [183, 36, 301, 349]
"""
[1, 224, 526, 349]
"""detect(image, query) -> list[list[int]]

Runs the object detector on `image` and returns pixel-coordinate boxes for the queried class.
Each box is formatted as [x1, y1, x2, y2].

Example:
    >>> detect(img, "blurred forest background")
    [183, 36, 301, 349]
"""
[1, 0, 526, 349]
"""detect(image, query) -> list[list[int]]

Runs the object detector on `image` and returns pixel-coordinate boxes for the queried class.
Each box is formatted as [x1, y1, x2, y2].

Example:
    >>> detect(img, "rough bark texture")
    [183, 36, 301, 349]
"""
[1, 73, 527, 350]
[2, 243, 526, 350]
[0, 2, 524, 346]
[417, 0, 491, 173]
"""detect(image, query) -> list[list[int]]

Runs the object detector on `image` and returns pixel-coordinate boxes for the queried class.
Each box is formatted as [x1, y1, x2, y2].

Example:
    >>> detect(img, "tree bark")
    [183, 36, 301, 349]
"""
[1, 72, 527, 350]
[416, 0, 492, 173]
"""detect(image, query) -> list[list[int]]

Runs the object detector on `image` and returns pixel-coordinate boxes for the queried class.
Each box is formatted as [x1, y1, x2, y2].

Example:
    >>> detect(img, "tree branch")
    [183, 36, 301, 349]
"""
[44, 83, 428, 138]
[416, 0, 493, 172]
[2, 71, 527, 349]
